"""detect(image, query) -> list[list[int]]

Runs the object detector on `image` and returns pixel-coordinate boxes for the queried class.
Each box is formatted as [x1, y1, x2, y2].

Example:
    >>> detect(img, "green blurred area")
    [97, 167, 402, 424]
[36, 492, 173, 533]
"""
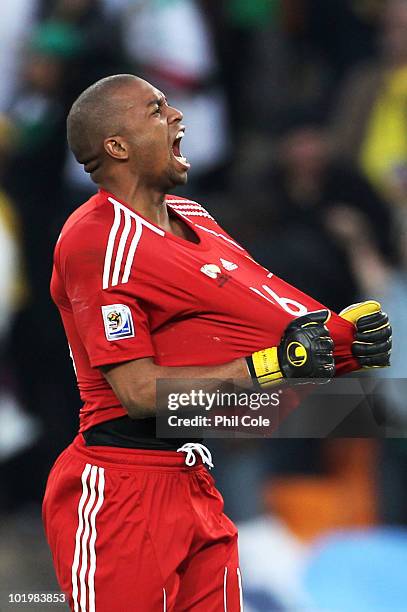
[227, 0, 281, 27]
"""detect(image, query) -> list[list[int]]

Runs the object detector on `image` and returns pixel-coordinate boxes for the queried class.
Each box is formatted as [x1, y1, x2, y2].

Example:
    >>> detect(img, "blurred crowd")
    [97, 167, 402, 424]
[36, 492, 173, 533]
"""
[1, 1, 407, 610]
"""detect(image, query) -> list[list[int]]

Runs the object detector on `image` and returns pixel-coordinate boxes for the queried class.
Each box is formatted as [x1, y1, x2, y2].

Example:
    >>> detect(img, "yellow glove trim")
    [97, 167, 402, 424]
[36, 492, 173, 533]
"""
[339, 300, 381, 325]
[251, 347, 283, 388]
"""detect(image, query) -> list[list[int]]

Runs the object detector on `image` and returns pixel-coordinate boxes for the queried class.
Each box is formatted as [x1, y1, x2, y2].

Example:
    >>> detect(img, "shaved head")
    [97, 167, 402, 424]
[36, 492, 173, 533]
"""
[67, 74, 140, 177]
[67, 73, 188, 191]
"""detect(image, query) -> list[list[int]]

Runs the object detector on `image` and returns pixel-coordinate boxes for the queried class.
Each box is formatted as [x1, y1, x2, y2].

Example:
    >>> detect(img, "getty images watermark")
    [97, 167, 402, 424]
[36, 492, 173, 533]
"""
[156, 377, 407, 438]
[166, 389, 280, 429]
[156, 379, 283, 438]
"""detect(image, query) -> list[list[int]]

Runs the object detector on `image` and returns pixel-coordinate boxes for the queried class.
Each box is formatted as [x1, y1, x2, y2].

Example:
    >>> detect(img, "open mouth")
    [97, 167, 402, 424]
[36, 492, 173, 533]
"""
[172, 129, 190, 170]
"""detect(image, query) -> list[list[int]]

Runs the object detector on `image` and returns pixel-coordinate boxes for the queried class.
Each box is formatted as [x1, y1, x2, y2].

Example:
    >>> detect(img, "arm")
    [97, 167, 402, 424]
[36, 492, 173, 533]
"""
[102, 357, 250, 418]
[102, 310, 335, 418]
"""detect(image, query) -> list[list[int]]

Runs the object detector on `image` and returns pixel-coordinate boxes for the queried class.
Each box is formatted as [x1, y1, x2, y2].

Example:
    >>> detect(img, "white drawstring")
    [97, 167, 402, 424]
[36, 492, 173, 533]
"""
[177, 443, 214, 469]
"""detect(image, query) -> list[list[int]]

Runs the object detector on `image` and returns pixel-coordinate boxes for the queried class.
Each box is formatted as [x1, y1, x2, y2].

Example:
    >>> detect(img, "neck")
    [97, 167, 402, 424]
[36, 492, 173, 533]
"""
[100, 175, 172, 229]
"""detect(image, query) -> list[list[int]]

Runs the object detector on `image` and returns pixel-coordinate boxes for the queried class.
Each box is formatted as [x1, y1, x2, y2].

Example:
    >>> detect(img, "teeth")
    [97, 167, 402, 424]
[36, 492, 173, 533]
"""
[172, 128, 190, 168]
[176, 155, 190, 168]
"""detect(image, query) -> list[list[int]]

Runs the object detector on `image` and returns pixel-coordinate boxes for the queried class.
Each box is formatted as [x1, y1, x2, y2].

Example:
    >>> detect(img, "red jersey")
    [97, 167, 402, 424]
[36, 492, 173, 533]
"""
[51, 189, 358, 432]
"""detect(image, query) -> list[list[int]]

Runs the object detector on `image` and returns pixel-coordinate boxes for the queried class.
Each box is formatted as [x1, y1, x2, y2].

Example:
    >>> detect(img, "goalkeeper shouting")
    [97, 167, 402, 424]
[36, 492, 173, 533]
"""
[43, 74, 391, 612]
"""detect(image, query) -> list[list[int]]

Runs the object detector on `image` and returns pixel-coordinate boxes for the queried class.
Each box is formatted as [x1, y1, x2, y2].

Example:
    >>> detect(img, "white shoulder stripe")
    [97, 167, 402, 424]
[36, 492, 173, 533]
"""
[167, 203, 203, 210]
[166, 200, 214, 220]
[166, 198, 200, 205]
[122, 218, 143, 284]
[103, 197, 164, 289]
[102, 202, 121, 289]
[111, 209, 132, 286]
[107, 197, 165, 235]
[175, 210, 214, 219]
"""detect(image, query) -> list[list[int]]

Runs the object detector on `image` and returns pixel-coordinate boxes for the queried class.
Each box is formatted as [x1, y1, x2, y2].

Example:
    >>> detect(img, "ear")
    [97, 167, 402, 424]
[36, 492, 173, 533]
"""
[104, 136, 129, 161]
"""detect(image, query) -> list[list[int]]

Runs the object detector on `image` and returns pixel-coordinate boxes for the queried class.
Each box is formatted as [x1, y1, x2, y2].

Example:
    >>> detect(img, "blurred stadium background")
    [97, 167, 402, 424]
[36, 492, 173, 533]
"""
[1, 0, 407, 610]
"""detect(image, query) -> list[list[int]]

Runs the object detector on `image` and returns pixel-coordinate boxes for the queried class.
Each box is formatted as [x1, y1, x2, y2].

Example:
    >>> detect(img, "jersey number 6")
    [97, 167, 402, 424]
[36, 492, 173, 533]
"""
[249, 284, 308, 317]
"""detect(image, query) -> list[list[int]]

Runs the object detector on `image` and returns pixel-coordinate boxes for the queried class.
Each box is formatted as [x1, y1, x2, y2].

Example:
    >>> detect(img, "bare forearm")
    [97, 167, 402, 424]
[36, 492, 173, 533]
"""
[102, 357, 251, 418]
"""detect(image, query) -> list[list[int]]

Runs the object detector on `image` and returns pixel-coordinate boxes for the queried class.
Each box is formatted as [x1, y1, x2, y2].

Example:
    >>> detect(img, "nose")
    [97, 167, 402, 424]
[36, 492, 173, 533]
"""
[169, 104, 183, 123]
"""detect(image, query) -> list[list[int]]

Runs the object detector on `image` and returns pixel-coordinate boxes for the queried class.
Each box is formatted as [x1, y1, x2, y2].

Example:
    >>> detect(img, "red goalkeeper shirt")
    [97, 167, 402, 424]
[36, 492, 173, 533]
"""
[51, 189, 358, 432]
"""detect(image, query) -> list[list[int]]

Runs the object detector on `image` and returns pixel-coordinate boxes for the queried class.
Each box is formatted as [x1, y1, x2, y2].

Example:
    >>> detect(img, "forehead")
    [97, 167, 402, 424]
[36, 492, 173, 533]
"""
[118, 78, 163, 111]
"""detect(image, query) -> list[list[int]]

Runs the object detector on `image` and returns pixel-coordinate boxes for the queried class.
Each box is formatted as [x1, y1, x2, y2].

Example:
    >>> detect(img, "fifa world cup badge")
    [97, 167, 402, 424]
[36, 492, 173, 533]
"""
[101, 304, 135, 341]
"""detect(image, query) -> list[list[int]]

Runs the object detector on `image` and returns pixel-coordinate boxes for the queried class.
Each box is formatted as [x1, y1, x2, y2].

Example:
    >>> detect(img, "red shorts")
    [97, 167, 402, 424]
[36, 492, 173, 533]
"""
[42, 435, 242, 611]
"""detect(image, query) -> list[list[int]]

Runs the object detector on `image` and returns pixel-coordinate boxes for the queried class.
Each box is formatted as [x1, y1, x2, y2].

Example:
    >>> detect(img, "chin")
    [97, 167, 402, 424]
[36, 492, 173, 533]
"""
[177, 171, 188, 185]
[168, 170, 188, 189]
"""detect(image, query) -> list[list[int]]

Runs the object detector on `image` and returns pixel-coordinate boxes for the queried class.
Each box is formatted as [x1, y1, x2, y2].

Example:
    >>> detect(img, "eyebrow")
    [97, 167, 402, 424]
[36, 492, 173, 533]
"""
[147, 95, 165, 107]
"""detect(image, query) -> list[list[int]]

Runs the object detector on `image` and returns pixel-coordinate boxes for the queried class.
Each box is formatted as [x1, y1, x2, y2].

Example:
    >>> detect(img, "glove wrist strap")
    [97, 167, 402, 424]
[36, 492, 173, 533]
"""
[246, 347, 283, 388]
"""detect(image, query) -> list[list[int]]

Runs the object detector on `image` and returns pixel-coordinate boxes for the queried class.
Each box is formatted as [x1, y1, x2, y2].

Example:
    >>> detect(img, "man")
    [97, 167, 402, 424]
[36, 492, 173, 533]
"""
[42, 74, 391, 612]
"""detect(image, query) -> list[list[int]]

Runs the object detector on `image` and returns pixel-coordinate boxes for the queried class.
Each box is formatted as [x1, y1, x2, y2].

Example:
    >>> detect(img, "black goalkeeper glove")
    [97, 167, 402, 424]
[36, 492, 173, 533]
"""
[340, 300, 392, 368]
[246, 309, 335, 388]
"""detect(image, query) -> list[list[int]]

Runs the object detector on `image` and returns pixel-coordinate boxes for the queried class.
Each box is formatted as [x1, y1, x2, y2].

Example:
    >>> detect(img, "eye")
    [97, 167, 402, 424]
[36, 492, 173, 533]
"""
[153, 99, 166, 115]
